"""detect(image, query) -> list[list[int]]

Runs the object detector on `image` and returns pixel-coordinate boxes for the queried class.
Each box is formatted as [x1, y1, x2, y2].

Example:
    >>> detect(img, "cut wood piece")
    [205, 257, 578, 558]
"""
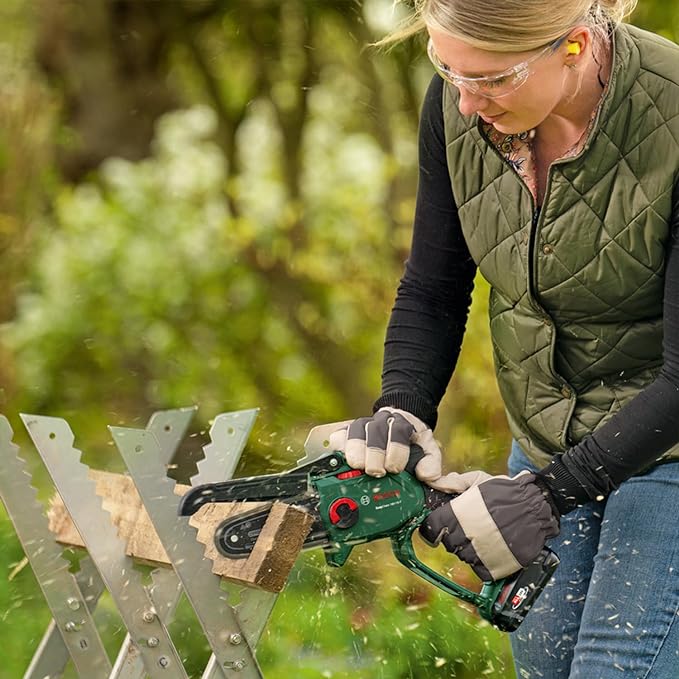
[189, 500, 316, 592]
[47, 469, 314, 592]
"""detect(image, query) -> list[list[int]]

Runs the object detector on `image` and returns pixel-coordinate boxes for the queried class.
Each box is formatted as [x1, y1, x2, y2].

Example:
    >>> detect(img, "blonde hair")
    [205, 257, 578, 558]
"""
[379, 0, 638, 52]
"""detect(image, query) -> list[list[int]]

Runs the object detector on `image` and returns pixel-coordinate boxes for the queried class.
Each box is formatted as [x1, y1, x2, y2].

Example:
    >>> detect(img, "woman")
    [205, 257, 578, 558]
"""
[328, 0, 679, 676]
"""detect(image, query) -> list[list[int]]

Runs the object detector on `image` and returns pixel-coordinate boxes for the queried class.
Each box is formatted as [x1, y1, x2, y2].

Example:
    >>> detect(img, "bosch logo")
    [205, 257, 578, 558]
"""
[360, 495, 370, 506]
[373, 490, 400, 502]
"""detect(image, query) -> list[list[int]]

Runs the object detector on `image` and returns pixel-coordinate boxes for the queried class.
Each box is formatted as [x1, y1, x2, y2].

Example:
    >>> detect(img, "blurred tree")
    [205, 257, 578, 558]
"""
[34, 0, 182, 181]
[6, 0, 441, 461]
[0, 0, 54, 409]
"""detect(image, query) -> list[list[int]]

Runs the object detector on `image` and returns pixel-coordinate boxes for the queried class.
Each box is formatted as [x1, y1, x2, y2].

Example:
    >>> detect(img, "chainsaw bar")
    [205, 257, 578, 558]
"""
[214, 496, 329, 558]
[178, 452, 344, 516]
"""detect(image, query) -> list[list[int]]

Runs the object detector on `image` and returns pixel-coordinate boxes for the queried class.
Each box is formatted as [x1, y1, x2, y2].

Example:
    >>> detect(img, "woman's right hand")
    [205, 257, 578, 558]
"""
[328, 408, 492, 493]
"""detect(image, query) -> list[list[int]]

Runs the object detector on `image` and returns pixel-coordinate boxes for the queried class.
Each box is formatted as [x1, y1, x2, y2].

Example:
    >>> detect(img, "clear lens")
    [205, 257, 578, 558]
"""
[427, 38, 558, 100]
[473, 74, 520, 97]
[436, 65, 525, 99]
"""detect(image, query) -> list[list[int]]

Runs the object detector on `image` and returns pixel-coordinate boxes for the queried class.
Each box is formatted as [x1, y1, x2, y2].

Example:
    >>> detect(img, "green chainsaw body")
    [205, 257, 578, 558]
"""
[302, 452, 557, 632]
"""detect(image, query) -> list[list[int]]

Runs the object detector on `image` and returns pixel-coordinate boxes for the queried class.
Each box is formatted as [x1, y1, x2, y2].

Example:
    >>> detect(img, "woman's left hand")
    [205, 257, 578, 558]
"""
[419, 471, 560, 581]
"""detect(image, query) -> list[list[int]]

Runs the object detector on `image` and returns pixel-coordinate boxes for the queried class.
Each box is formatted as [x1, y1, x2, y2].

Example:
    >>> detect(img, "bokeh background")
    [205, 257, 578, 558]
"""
[1, 1, 677, 677]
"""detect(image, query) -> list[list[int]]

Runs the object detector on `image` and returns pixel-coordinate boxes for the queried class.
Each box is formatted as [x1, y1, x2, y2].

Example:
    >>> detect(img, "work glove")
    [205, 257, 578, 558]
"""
[419, 471, 560, 581]
[328, 408, 492, 492]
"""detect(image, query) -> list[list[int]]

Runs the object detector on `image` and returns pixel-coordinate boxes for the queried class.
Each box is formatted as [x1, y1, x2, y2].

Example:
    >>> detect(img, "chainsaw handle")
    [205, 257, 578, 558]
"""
[390, 516, 487, 608]
[391, 516, 559, 631]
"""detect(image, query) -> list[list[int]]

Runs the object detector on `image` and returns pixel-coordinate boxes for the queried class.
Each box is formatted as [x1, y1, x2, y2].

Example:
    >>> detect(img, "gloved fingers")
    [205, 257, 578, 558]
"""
[449, 484, 524, 580]
[328, 427, 348, 452]
[344, 417, 373, 470]
[427, 469, 493, 493]
[383, 413, 414, 473]
[419, 501, 456, 547]
[410, 428, 442, 482]
[441, 527, 494, 582]
[331, 408, 439, 478]
[363, 410, 413, 477]
[363, 412, 389, 476]
[419, 502, 496, 581]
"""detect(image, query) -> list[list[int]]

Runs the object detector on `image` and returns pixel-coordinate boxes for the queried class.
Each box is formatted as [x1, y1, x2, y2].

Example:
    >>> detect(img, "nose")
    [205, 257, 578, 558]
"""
[456, 86, 491, 117]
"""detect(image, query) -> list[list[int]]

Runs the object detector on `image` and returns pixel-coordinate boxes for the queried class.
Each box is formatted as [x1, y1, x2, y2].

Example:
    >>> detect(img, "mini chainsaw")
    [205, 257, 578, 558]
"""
[178, 441, 558, 632]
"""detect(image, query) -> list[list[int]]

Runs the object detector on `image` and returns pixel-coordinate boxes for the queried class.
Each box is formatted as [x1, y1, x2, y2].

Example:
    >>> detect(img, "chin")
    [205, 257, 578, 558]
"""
[488, 116, 528, 135]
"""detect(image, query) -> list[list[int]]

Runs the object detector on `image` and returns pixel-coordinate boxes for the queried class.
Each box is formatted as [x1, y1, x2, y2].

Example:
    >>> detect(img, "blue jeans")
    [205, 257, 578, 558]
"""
[507, 441, 679, 679]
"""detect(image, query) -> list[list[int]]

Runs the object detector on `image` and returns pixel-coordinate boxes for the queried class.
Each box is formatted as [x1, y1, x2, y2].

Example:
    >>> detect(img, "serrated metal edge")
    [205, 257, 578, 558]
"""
[110, 426, 262, 678]
[109, 407, 196, 679]
[195, 410, 267, 679]
[0, 415, 112, 677]
[21, 414, 188, 679]
[28, 407, 194, 679]
[116, 408, 258, 679]
[147, 406, 197, 467]
[192, 409, 259, 485]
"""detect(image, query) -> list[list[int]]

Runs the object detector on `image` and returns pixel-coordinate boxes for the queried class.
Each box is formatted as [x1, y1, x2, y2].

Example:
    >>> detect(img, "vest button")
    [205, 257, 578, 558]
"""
[542, 244, 554, 254]
[560, 385, 573, 398]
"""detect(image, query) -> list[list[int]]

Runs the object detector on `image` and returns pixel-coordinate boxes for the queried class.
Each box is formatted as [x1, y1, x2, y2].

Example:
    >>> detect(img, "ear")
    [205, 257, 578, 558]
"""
[564, 26, 591, 66]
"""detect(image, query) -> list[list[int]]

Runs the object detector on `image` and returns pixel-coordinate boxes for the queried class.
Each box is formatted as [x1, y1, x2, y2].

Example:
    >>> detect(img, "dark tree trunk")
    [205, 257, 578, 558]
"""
[34, 0, 184, 181]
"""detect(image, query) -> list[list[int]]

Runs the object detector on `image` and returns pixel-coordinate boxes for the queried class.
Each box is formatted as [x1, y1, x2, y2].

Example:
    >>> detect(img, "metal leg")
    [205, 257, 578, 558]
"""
[0, 416, 112, 678]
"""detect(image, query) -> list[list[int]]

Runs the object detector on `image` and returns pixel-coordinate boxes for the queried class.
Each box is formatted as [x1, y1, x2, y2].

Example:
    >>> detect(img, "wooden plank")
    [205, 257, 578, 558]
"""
[190, 500, 316, 592]
[47, 470, 314, 593]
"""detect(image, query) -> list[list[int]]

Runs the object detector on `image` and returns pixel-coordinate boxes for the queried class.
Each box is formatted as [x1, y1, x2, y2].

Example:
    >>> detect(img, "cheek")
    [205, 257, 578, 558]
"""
[498, 80, 563, 129]
[523, 69, 567, 112]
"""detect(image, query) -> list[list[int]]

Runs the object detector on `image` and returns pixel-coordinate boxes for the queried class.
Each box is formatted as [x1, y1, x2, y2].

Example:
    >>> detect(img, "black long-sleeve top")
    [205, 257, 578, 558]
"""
[373, 75, 679, 512]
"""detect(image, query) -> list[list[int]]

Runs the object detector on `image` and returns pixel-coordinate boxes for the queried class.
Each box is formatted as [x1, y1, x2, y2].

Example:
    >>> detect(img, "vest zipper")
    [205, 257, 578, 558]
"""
[528, 161, 564, 312]
[528, 206, 541, 304]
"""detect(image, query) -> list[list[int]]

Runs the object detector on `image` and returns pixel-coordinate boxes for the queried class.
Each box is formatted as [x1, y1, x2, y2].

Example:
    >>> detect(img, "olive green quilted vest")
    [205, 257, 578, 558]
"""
[443, 24, 679, 467]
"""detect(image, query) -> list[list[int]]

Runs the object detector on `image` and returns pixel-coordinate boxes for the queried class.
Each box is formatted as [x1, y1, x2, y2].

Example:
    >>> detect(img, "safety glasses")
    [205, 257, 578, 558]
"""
[427, 35, 567, 99]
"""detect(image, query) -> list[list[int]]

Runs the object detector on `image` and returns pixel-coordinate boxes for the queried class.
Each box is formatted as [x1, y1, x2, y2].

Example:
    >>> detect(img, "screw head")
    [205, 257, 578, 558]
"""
[143, 610, 155, 623]
[66, 597, 81, 611]
[158, 655, 170, 668]
[229, 633, 242, 645]
[147, 637, 160, 648]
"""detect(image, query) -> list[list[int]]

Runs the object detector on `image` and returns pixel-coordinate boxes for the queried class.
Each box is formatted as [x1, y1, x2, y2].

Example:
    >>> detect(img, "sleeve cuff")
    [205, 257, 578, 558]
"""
[536, 454, 593, 516]
[372, 392, 439, 430]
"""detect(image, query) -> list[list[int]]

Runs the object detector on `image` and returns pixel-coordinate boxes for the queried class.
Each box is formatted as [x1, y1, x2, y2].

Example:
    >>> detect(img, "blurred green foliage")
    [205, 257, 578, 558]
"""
[0, 1, 677, 677]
